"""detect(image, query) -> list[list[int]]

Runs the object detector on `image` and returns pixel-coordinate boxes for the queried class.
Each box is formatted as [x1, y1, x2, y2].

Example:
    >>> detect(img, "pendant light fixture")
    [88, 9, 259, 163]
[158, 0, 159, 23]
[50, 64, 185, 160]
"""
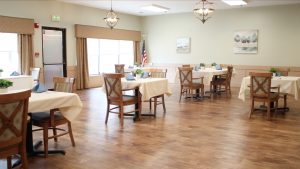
[104, 0, 119, 29]
[193, 0, 214, 24]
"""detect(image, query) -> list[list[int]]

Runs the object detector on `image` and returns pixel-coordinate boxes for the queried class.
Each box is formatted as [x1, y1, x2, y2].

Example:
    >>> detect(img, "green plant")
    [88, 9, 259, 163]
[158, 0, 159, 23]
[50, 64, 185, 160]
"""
[0, 69, 3, 72]
[135, 69, 143, 75]
[0, 79, 13, 88]
[270, 67, 277, 73]
[200, 63, 205, 67]
[211, 62, 217, 66]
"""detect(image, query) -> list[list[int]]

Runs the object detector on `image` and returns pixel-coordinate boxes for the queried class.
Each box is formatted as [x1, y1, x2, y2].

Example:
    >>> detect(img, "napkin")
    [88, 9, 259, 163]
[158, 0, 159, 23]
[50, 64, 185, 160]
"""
[10, 71, 20, 76]
[32, 83, 47, 93]
[215, 64, 222, 70]
[142, 72, 149, 78]
[125, 74, 135, 81]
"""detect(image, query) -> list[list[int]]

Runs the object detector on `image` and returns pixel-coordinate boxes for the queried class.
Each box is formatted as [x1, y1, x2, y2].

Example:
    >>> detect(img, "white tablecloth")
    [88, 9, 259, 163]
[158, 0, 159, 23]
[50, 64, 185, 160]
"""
[175, 68, 228, 85]
[29, 91, 83, 121]
[122, 78, 172, 101]
[0, 75, 34, 91]
[238, 76, 300, 101]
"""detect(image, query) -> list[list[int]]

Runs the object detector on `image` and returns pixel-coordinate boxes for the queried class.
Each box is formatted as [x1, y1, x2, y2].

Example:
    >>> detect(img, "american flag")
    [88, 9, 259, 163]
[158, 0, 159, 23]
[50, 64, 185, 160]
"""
[141, 40, 147, 67]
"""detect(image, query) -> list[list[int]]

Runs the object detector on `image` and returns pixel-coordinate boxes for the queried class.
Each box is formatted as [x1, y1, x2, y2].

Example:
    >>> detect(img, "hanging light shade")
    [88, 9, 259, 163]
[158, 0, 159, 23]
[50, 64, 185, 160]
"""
[193, 0, 214, 24]
[104, 0, 119, 29]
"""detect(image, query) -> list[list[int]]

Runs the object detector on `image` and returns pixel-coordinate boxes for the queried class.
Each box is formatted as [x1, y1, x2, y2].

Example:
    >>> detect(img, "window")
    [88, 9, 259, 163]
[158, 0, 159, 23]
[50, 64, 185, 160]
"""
[87, 38, 134, 75]
[0, 33, 20, 76]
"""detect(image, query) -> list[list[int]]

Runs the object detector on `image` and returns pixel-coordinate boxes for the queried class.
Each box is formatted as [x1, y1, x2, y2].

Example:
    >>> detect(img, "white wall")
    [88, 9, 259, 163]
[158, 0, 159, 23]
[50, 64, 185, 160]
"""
[142, 4, 300, 66]
[0, 1, 142, 67]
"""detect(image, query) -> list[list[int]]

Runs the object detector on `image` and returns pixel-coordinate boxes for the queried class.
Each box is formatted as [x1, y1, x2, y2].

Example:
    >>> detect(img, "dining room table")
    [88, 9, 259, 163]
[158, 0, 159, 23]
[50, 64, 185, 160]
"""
[238, 76, 300, 101]
[0, 75, 34, 90]
[175, 67, 228, 85]
[27, 90, 83, 156]
[124, 77, 172, 119]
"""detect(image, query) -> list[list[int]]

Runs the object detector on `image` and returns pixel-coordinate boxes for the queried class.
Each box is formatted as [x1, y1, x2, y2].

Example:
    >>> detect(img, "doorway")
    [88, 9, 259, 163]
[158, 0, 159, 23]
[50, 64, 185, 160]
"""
[42, 27, 66, 89]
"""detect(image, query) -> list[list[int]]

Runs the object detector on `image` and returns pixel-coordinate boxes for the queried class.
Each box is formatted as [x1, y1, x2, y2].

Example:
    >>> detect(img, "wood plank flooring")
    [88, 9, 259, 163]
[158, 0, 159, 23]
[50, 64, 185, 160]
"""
[2, 84, 300, 169]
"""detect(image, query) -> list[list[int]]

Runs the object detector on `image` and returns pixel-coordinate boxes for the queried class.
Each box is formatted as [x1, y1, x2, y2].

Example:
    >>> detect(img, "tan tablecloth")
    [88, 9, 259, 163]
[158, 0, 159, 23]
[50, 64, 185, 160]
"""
[29, 91, 83, 121]
[238, 76, 300, 101]
[175, 68, 228, 85]
[0, 75, 34, 91]
[122, 78, 172, 101]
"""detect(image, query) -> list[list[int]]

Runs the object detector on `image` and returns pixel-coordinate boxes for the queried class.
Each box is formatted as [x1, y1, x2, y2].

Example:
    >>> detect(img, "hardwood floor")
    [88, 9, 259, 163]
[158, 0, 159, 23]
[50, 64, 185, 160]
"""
[2, 84, 300, 169]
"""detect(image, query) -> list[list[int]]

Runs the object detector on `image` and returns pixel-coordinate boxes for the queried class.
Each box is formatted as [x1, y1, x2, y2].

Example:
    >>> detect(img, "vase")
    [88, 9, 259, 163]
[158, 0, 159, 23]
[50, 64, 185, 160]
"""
[273, 73, 276, 77]
[0, 87, 8, 93]
[135, 74, 141, 80]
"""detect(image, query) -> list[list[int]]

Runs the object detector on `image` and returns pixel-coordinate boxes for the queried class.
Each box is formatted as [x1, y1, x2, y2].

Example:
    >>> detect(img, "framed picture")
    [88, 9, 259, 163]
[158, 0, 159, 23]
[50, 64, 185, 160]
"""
[176, 37, 190, 53]
[234, 30, 258, 54]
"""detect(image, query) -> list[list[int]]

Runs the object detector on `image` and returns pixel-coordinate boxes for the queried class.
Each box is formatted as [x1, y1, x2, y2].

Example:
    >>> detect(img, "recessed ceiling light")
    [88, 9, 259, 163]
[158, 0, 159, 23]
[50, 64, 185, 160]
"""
[141, 4, 169, 13]
[222, 0, 247, 6]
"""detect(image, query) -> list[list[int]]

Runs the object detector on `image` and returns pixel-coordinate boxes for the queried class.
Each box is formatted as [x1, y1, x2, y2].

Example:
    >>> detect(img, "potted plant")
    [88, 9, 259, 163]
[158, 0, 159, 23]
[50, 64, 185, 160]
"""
[0, 79, 13, 93]
[211, 62, 217, 69]
[134, 69, 143, 79]
[270, 67, 277, 77]
[200, 63, 205, 70]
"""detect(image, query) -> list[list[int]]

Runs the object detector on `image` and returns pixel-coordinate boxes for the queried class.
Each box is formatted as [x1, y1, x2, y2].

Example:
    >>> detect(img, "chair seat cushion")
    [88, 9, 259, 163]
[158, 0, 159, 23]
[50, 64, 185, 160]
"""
[31, 111, 64, 122]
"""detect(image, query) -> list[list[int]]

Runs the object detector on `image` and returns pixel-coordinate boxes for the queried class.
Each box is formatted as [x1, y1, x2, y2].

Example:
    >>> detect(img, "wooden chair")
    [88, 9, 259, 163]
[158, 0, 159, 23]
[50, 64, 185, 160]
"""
[147, 69, 167, 117]
[30, 77, 76, 158]
[178, 67, 204, 102]
[30, 67, 41, 86]
[249, 72, 280, 120]
[103, 73, 141, 127]
[115, 64, 125, 76]
[0, 90, 31, 169]
[210, 66, 233, 97]
[275, 68, 289, 111]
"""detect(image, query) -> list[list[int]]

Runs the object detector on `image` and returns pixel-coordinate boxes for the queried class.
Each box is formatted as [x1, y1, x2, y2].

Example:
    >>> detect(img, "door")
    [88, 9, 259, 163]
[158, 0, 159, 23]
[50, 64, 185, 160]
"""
[42, 27, 66, 89]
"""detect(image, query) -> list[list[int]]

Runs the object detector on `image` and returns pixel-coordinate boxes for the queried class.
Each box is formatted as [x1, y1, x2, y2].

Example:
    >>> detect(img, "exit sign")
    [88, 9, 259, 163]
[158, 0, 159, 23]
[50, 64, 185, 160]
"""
[51, 15, 61, 22]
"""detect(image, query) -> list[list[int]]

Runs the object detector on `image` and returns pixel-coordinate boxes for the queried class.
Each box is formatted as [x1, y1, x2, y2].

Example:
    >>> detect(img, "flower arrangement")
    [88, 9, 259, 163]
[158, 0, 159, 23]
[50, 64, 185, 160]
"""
[211, 62, 217, 66]
[135, 69, 143, 75]
[269, 67, 277, 73]
[0, 79, 13, 88]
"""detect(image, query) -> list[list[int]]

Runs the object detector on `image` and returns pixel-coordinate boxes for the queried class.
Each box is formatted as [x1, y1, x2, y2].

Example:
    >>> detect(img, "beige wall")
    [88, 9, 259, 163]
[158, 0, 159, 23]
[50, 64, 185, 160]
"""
[141, 4, 300, 67]
[0, 0, 142, 68]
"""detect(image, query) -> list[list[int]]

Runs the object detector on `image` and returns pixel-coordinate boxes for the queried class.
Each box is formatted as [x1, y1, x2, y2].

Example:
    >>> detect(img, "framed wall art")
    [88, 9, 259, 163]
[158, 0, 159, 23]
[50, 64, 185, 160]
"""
[176, 37, 191, 53]
[234, 30, 258, 54]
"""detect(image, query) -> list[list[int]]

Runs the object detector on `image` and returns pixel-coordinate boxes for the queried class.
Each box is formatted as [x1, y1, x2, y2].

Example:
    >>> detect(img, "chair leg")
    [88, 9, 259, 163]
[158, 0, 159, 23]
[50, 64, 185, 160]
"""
[154, 97, 157, 117]
[7, 156, 12, 169]
[43, 124, 49, 158]
[267, 101, 271, 120]
[21, 142, 28, 169]
[53, 126, 58, 142]
[68, 121, 76, 147]
[162, 95, 166, 114]
[249, 99, 254, 119]
[149, 98, 152, 110]
[179, 88, 183, 102]
[283, 94, 287, 109]
[105, 103, 110, 124]
[120, 105, 124, 127]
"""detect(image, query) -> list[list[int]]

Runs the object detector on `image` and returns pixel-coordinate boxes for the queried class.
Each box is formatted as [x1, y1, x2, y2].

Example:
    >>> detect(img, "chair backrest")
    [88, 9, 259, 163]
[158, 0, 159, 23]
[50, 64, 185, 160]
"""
[103, 73, 123, 102]
[226, 66, 234, 84]
[249, 72, 272, 99]
[115, 64, 125, 76]
[178, 67, 193, 86]
[31, 67, 41, 82]
[148, 68, 167, 78]
[0, 90, 31, 155]
[53, 77, 76, 93]
[182, 64, 190, 68]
